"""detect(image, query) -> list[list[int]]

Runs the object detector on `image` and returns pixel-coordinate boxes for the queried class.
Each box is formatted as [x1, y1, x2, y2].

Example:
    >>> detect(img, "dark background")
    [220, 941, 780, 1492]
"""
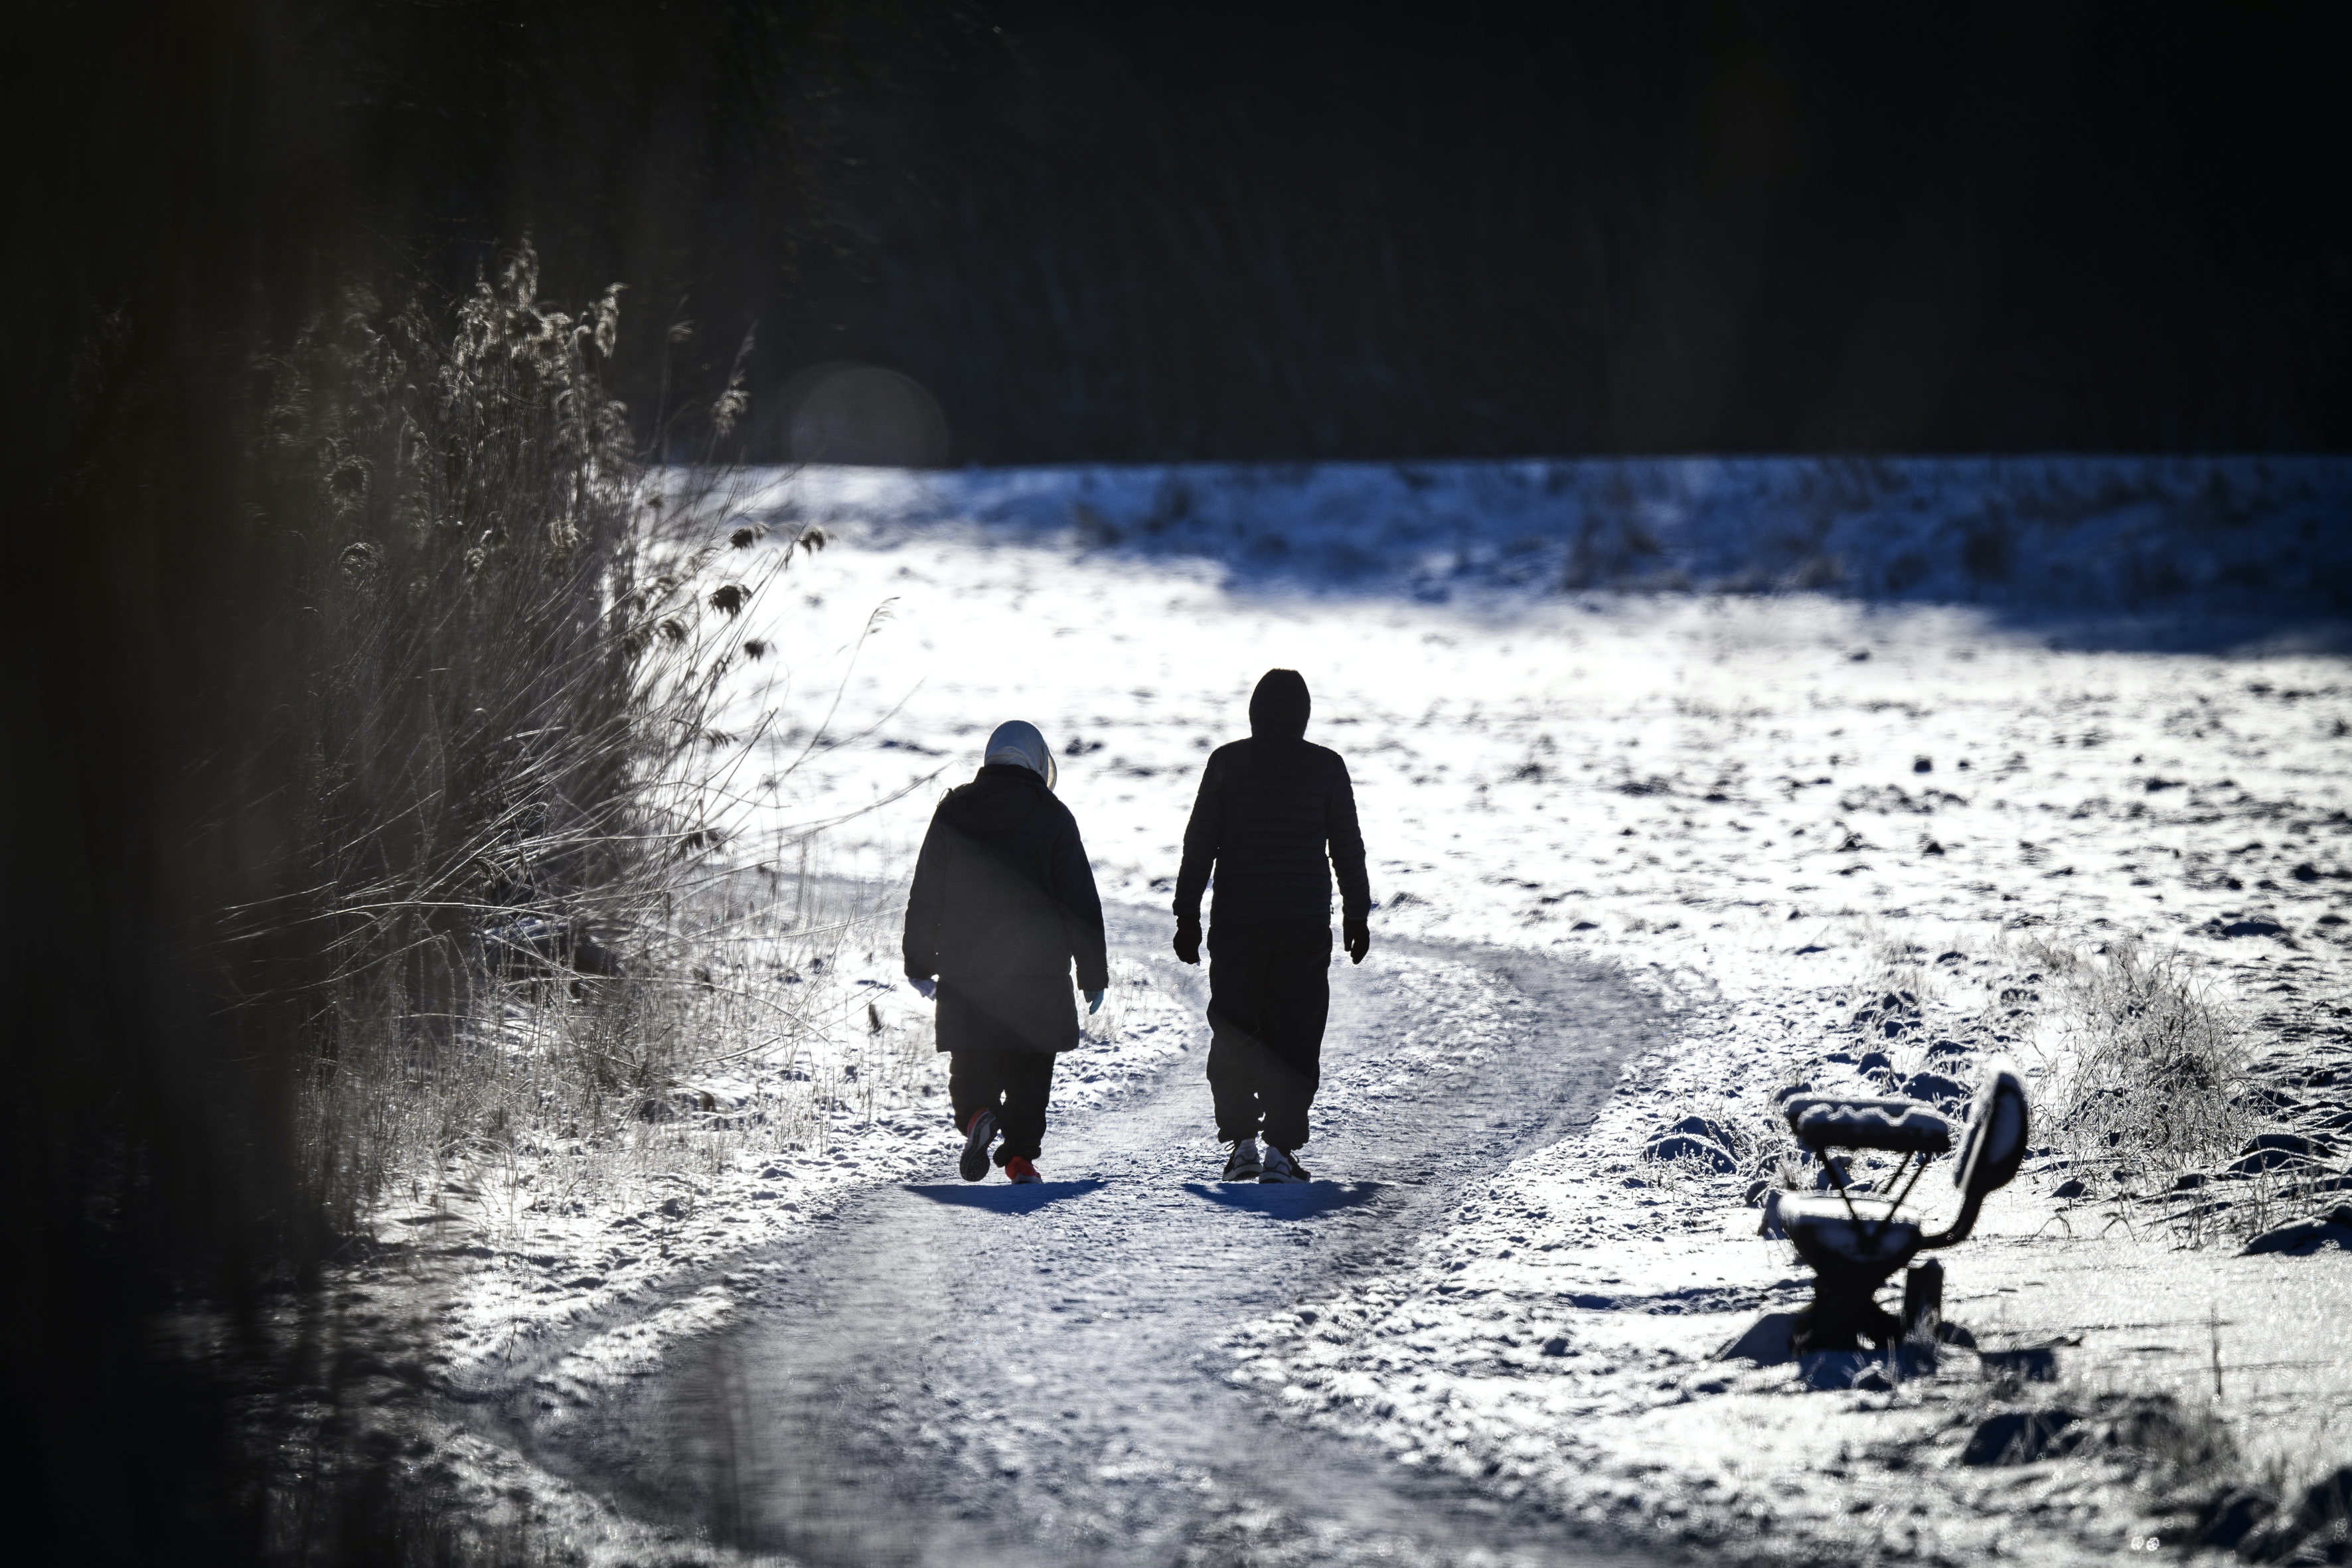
[796, 1, 2352, 459]
[17, 1, 2349, 475]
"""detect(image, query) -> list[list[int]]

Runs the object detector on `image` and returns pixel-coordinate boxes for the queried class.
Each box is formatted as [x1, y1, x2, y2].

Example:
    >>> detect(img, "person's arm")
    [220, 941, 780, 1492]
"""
[1171, 751, 1224, 961]
[903, 806, 952, 984]
[1053, 809, 1111, 995]
[1326, 755, 1372, 961]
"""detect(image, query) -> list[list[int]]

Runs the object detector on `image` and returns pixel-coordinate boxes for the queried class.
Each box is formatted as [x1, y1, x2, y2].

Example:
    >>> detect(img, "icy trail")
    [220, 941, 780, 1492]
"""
[501, 903, 1659, 1566]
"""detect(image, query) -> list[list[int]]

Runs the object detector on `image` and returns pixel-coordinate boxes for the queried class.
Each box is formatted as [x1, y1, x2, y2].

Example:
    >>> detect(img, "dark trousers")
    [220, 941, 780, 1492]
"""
[1205, 921, 1332, 1150]
[949, 1049, 1057, 1162]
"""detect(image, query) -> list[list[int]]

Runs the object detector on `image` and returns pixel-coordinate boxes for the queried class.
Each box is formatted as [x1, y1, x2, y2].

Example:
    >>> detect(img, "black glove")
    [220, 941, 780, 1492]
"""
[1173, 920, 1202, 966]
[1344, 918, 1370, 965]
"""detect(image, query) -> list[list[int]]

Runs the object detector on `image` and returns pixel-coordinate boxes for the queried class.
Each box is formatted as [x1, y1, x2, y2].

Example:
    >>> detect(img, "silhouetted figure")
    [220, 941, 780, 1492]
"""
[905, 721, 1109, 1184]
[1173, 670, 1371, 1182]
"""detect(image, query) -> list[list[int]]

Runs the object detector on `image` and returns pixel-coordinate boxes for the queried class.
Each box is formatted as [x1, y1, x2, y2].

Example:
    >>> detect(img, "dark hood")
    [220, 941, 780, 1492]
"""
[943, 763, 1054, 833]
[1248, 668, 1311, 740]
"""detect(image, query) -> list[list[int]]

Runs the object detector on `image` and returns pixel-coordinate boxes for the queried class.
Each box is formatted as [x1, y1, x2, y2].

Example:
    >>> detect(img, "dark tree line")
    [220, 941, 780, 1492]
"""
[799, 1, 2351, 460]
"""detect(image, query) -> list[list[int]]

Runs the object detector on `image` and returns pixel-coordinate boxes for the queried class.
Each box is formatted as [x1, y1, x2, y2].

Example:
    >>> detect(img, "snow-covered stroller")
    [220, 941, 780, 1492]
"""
[1776, 1062, 2030, 1354]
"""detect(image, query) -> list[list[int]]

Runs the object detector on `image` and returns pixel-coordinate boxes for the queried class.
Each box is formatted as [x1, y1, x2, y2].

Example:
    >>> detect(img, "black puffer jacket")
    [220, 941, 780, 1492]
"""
[1175, 670, 1372, 930]
[905, 763, 1109, 1054]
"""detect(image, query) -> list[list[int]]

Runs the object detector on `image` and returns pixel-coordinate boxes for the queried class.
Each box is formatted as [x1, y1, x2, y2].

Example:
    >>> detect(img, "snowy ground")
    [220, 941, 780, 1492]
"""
[293, 462, 2351, 1564]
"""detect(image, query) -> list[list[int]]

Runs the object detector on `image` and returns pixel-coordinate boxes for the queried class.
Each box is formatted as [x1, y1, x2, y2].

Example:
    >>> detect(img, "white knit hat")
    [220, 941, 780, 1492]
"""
[984, 720, 1058, 791]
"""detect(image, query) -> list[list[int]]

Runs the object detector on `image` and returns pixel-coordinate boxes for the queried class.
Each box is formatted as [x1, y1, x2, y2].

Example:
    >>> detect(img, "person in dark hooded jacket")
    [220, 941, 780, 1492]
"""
[905, 720, 1109, 1184]
[1172, 669, 1371, 1183]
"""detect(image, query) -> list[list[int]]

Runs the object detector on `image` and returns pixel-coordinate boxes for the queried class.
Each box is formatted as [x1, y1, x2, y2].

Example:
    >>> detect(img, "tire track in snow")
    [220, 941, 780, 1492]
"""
[514, 906, 1663, 1566]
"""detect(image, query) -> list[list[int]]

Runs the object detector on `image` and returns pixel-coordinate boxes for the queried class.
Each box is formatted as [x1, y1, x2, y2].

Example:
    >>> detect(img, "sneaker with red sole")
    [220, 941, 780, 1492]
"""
[1004, 1155, 1043, 1185]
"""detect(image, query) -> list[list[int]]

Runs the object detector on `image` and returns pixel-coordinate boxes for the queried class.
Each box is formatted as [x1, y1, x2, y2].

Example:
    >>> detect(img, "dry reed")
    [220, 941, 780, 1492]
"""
[218, 240, 841, 1239]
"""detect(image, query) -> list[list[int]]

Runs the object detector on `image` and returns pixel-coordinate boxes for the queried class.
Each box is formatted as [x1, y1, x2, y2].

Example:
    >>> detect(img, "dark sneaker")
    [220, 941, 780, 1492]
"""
[1004, 1155, 1043, 1185]
[959, 1109, 998, 1182]
[1259, 1144, 1310, 1184]
[1222, 1138, 1262, 1181]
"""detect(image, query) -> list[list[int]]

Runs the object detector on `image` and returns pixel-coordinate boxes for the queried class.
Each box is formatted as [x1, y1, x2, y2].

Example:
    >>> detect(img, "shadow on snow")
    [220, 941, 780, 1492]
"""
[1180, 1179, 1385, 1219]
[903, 1178, 1109, 1212]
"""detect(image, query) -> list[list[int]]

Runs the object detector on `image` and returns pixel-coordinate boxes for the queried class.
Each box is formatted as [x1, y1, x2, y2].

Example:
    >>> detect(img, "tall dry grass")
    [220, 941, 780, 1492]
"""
[2037, 939, 2254, 1187]
[218, 240, 822, 1239]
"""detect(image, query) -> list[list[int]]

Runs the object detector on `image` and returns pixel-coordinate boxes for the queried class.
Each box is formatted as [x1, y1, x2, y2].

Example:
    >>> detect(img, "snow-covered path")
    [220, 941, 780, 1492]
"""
[510, 904, 1658, 1565]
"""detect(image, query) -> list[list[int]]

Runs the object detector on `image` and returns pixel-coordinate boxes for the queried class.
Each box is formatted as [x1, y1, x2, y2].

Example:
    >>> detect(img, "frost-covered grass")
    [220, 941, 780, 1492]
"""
[410, 866, 923, 1233]
[2037, 937, 2255, 1187]
[212, 244, 819, 1251]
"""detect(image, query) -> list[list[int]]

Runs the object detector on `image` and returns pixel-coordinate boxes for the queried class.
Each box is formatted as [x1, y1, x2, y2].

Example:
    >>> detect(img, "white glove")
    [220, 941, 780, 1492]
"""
[911, 976, 937, 1000]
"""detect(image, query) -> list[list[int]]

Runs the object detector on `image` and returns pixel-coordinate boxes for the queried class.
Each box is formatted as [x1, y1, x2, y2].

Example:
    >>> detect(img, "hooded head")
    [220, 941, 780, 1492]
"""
[1248, 669, 1311, 740]
[983, 720, 1058, 791]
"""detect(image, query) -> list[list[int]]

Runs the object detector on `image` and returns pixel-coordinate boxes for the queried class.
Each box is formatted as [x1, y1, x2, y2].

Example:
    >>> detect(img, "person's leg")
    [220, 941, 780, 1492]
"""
[994, 1052, 1057, 1161]
[1205, 930, 1275, 1142]
[1254, 923, 1333, 1152]
[948, 1048, 1009, 1135]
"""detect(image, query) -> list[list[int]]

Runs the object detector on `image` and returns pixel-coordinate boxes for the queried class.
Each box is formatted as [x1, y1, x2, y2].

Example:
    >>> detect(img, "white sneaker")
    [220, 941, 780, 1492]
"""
[1223, 1137, 1261, 1181]
[1259, 1144, 1311, 1184]
[959, 1109, 998, 1182]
